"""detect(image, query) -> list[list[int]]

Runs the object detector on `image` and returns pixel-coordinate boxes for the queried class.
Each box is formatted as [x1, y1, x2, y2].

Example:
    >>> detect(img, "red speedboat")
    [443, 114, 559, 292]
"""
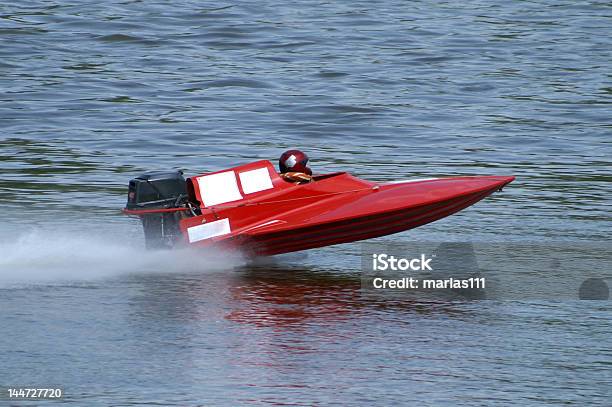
[123, 160, 514, 256]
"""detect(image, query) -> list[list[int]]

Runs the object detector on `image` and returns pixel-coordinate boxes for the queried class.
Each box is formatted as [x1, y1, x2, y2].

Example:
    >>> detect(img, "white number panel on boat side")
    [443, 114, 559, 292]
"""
[187, 218, 231, 242]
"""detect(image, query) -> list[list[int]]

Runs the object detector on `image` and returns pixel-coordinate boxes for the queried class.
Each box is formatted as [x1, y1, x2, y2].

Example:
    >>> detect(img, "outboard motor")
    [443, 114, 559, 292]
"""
[125, 170, 187, 249]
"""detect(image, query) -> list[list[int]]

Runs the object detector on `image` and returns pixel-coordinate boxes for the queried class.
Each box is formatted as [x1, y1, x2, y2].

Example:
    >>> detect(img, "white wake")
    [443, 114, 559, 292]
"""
[0, 226, 245, 287]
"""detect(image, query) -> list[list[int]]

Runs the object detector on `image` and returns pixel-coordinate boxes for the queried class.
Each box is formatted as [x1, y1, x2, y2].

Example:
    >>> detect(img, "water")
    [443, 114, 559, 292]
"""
[1, 0, 611, 405]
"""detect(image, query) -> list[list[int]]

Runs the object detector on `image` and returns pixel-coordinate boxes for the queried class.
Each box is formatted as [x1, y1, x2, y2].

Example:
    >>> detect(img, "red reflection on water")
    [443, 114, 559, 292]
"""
[226, 269, 362, 328]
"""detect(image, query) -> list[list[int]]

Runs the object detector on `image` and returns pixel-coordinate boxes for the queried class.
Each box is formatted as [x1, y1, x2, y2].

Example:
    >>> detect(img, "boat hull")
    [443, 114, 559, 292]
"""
[178, 168, 514, 256]
[241, 187, 498, 256]
[234, 182, 506, 256]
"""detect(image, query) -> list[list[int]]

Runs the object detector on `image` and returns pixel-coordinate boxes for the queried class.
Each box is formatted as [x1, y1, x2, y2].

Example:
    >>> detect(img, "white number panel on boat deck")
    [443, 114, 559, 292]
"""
[196, 171, 243, 207]
[239, 167, 274, 194]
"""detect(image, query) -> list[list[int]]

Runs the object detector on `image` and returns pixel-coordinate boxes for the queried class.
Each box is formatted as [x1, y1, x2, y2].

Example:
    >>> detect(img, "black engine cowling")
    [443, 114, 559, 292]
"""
[126, 170, 187, 249]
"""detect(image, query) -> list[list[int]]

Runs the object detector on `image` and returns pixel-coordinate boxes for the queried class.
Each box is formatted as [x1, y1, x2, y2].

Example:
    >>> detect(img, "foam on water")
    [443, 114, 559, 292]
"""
[0, 227, 245, 287]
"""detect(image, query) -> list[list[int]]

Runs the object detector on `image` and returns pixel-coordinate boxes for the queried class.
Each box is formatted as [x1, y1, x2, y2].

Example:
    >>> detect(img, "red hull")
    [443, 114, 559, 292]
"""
[174, 160, 514, 256]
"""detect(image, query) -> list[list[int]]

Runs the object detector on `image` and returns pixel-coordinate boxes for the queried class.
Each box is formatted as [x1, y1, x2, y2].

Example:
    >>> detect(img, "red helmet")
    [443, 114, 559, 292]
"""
[279, 150, 312, 175]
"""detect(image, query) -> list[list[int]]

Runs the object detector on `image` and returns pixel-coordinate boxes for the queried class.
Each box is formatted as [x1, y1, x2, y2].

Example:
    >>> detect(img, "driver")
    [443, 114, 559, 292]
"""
[278, 149, 313, 183]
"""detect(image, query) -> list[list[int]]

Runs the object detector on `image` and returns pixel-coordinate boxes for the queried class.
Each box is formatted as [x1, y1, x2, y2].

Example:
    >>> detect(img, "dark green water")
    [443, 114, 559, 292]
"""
[0, 1, 610, 405]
